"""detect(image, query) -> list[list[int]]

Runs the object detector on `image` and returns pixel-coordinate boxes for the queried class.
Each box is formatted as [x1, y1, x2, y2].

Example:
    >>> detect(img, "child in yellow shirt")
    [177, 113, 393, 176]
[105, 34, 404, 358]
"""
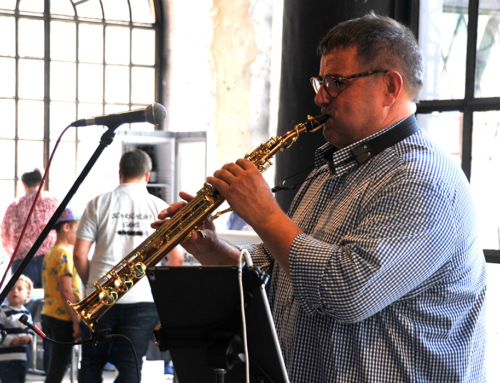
[41, 208, 82, 383]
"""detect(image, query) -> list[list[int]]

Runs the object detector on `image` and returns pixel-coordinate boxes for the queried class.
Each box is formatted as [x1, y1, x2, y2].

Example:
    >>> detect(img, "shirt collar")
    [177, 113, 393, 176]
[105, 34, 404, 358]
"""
[117, 182, 148, 190]
[314, 116, 411, 177]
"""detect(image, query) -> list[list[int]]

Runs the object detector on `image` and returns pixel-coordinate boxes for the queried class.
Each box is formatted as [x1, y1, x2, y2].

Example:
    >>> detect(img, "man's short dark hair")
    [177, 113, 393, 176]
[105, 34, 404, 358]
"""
[21, 169, 42, 188]
[119, 149, 152, 180]
[317, 12, 424, 102]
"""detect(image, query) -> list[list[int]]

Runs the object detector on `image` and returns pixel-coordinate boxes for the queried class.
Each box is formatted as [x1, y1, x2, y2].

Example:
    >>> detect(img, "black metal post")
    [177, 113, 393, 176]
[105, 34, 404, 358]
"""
[0, 126, 119, 302]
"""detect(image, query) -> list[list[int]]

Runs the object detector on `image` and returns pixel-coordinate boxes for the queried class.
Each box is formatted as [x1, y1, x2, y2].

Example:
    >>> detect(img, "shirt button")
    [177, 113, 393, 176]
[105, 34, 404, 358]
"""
[287, 298, 291, 305]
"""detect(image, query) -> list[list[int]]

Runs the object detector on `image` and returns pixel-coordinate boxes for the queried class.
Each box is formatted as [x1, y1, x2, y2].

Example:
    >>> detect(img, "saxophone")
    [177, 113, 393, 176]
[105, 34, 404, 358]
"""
[70, 114, 328, 331]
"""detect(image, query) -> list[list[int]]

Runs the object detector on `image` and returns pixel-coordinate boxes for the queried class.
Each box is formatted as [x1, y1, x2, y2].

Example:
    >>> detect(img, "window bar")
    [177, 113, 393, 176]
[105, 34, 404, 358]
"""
[129, 1, 133, 123]
[461, 0, 480, 181]
[128, 0, 134, 122]
[44, 0, 51, 190]
[102, 12, 107, 118]
[154, 0, 164, 130]
[74, 3, 80, 175]
[14, 0, 20, 198]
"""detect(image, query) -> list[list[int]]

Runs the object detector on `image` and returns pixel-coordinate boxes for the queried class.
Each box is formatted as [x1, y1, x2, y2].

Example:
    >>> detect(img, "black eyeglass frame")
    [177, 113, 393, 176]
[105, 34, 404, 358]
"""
[310, 69, 389, 98]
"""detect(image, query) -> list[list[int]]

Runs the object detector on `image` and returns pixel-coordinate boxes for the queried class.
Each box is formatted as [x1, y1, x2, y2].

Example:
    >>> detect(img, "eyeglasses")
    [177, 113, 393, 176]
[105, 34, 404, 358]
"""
[310, 69, 389, 98]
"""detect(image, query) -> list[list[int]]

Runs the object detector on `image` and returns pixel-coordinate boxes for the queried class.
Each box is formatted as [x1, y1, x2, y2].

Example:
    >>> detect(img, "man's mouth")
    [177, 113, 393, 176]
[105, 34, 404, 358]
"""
[321, 113, 332, 124]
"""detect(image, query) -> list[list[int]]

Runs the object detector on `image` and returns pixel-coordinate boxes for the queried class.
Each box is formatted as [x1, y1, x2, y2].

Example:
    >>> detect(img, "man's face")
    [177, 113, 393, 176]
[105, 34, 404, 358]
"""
[314, 46, 387, 149]
[7, 280, 30, 308]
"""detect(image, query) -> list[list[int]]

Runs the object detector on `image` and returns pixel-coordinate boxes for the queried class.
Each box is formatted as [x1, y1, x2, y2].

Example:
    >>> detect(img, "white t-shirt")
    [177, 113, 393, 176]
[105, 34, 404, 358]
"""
[76, 183, 168, 304]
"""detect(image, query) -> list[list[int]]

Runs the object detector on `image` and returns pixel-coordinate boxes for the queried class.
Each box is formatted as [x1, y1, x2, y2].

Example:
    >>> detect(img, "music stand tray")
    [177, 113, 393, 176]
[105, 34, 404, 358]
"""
[147, 265, 289, 383]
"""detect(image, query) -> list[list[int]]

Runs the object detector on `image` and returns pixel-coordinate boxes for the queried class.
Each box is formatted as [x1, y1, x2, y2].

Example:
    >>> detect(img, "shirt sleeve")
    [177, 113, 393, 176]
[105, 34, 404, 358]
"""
[237, 243, 274, 275]
[57, 247, 75, 277]
[289, 178, 458, 323]
[0, 308, 7, 343]
[76, 199, 98, 242]
[0, 204, 16, 256]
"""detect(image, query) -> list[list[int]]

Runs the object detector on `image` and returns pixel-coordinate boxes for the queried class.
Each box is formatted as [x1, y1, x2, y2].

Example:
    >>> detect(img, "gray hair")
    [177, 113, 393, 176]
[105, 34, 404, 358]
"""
[318, 13, 424, 102]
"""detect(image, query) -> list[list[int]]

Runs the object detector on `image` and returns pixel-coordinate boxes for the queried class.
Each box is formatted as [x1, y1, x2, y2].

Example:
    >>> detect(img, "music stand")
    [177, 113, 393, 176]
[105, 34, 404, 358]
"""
[147, 265, 289, 383]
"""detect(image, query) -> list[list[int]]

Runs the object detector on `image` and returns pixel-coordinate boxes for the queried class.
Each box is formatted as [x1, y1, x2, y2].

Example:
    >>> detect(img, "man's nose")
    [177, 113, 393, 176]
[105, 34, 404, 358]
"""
[314, 84, 331, 107]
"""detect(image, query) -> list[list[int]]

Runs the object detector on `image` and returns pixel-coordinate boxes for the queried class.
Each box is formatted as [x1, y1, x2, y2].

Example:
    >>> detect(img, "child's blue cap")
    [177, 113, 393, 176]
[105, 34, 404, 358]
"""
[56, 208, 81, 224]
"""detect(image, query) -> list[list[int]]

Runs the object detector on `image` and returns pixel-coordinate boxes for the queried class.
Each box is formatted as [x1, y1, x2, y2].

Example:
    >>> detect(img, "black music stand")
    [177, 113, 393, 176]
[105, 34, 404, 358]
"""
[147, 265, 289, 383]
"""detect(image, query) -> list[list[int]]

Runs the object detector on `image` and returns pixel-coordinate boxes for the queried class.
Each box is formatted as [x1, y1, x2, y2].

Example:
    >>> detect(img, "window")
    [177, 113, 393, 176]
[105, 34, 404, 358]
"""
[417, 1, 500, 380]
[417, 0, 500, 258]
[0, 0, 158, 214]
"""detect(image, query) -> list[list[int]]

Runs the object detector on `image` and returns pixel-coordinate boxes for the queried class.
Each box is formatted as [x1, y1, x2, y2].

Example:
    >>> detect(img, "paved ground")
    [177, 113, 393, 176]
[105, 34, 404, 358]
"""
[25, 362, 174, 382]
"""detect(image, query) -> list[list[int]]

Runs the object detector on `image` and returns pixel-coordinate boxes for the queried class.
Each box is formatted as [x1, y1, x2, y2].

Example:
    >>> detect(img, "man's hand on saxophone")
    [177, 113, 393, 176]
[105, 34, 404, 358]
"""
[209, 159, 303, 277]
[152, 191, 242, 267]
[153, 157, 304, 277]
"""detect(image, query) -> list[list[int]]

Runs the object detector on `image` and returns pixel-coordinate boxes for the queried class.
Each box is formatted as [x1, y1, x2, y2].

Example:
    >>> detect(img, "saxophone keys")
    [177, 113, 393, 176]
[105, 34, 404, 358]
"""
[115, 275, 134, 293]
[132, 262, 147, 279]
[99, 288, 118, 306]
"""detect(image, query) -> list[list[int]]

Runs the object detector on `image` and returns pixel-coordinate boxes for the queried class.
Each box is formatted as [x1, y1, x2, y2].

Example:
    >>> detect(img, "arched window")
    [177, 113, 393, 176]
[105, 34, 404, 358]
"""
[0, 0, 159, 213]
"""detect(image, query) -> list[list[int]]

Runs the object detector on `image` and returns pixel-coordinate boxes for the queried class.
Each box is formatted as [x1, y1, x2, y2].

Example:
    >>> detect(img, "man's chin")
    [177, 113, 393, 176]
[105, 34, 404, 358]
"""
[323, 125, 347, 148]
[322, 127, 338, 145]
[322, 118, 336, 134]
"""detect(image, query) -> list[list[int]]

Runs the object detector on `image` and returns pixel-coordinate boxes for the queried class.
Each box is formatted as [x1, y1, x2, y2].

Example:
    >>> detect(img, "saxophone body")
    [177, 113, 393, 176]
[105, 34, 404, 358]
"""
[71, 114, 328, 331]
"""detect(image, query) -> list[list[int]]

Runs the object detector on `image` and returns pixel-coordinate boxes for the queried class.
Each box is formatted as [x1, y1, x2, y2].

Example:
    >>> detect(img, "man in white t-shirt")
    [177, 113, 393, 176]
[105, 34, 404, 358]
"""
[74, 149, 184, 383]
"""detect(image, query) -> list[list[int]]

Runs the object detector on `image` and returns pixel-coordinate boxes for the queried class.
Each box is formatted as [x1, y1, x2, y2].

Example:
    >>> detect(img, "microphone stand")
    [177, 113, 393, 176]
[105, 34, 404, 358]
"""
[0, 125, 119, 302]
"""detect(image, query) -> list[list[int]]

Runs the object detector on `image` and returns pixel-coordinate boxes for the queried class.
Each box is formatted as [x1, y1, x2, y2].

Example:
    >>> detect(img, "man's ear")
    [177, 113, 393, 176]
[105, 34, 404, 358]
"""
[384, 70, 404, 106]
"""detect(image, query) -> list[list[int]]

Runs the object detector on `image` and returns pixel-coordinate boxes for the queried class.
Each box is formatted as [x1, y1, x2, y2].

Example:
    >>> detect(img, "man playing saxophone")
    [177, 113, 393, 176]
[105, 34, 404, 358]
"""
[154, 14, 486, 383]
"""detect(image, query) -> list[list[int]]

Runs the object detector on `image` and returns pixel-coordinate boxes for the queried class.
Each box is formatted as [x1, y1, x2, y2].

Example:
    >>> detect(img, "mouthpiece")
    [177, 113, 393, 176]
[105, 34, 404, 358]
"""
[305, 115, 329, 132]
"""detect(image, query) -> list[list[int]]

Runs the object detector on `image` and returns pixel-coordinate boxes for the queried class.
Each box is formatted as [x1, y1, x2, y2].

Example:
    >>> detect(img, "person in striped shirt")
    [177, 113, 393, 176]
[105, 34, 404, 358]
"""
[0, 274, 35, 383]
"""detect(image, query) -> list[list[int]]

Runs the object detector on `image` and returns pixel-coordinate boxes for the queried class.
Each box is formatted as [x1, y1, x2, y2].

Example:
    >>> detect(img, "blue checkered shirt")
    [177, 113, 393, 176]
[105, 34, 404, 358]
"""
[243, 115, 486, 382]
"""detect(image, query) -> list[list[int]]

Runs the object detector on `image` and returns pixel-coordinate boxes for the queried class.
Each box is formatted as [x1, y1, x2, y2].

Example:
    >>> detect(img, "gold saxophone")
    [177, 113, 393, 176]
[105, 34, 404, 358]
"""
[70, 114, 328, 331]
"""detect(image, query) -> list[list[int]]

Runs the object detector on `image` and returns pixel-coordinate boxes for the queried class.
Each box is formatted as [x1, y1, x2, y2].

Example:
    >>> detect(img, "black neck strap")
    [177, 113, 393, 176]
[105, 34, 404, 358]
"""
[272, 115, 419, 193]
[350, 115, 419, 165]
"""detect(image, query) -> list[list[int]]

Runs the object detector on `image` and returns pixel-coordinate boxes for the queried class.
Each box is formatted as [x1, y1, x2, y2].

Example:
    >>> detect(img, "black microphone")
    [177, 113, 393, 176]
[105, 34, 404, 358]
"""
[70, 102, 167, 128]
[19, 315, 46, 338]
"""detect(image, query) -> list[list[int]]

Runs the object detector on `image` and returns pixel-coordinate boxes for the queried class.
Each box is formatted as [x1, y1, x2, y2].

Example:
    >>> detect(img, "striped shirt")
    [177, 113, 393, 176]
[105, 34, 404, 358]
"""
[244, 115, 486, 382]
[0, 305, 34, 361]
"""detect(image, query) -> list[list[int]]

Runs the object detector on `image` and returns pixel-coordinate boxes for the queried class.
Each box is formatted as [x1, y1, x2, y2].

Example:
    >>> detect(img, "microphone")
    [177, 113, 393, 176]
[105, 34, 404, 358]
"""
[19, 315, 46, 338]
[70, 102, 167, 128]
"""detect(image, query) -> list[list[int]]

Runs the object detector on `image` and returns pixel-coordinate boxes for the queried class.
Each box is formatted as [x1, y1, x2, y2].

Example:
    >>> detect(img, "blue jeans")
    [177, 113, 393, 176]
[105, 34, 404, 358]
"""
[12, 255, 45, 288]
[0, 360, 27, 383]
[78, 302, 158, 383]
